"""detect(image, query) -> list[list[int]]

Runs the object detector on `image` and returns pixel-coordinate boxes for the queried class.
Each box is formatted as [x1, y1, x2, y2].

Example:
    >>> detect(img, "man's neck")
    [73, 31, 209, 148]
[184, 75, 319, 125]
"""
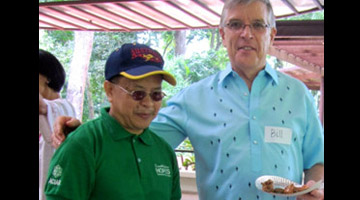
[232, 65, 265, 91]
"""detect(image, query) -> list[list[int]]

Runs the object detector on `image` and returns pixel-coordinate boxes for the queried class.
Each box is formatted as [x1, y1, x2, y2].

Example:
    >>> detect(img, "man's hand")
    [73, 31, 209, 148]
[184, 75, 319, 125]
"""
[51, 116, 81, 148]
[296, 180, 324, 200]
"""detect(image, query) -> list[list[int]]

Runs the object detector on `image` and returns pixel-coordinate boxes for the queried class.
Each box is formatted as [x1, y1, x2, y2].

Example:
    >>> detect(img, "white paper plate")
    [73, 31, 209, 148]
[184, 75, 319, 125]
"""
[255, 175, 323, 197]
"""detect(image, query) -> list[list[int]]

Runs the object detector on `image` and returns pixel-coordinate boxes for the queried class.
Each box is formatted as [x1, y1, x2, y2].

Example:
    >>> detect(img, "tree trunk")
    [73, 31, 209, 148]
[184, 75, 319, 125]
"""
[86, 76, 95, 120]
[174, 30, 186, 56]
[210, 29, 222, 50]
[66, 31, 94, 121]
[210, 29, 215, 49]
[215, 29, 222, 50]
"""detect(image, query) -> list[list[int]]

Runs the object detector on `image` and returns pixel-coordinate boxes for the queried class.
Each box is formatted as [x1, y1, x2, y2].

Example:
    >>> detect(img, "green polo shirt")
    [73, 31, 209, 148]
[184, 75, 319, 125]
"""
[45, 107, 181, 200]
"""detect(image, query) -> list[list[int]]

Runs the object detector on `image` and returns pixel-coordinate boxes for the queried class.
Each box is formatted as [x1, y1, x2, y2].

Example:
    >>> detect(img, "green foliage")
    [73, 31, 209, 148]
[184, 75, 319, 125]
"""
[280, 10, 324, 20]
[39, 30, 74, 98]
[161, 47, 228, 107]
[82, 32, 138, 122]
[182, 154, 196, 171]
[175, 139, 196, 170]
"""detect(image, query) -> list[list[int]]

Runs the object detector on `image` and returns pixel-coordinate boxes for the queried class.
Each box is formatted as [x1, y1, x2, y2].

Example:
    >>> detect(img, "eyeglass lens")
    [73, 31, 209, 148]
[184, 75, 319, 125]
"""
[226, 20, 268, 32]
[131, 91, 164, 101]
[113, 83, 165, 101]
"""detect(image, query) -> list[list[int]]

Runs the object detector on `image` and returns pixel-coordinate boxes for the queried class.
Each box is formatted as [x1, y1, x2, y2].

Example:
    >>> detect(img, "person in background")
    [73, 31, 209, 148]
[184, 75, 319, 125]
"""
[45, 43, 181, 200]
[52, 0, 324, 199]
[39, 49, 76, 200]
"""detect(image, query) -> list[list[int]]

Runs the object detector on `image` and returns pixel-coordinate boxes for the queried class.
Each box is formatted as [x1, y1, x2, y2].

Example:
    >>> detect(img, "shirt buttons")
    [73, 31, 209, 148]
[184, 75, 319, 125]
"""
[244, 92, 248, 96]
[252, 116, 256, 120]
[137, 158, 141, 163]
[132, 139, 136, 143]
[253, 140, 258, 145]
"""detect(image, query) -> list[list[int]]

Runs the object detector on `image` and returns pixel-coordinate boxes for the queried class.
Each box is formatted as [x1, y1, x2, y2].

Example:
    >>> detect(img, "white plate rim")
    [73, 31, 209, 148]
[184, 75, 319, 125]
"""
[255, 175, 323, 197]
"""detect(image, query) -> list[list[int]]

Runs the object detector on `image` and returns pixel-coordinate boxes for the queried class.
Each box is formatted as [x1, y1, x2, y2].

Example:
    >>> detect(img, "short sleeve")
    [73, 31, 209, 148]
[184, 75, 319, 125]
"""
[45, 133, 95, 200]
[150, 89, 189, 149]
[302, 89, 324, 169]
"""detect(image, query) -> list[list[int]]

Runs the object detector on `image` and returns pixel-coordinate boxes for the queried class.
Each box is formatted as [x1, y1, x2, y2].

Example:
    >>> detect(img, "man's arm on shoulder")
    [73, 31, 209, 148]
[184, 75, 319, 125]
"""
[150, 89, 190, 149]
[52, 116, 81, 148]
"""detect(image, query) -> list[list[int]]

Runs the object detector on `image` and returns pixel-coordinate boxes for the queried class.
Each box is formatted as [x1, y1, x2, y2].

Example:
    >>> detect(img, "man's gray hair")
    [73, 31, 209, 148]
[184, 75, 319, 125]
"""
[220, 0, 276, 28]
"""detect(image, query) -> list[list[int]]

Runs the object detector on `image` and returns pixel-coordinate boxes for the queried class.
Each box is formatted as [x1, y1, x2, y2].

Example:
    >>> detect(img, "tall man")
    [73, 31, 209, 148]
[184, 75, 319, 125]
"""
[151, 1, 324, 199]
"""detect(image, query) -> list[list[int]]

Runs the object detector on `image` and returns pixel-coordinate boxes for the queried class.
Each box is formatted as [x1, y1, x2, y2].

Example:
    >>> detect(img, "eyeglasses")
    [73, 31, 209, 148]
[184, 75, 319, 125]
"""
[113, 84, 166, 102]
[225, 20, 270, 33]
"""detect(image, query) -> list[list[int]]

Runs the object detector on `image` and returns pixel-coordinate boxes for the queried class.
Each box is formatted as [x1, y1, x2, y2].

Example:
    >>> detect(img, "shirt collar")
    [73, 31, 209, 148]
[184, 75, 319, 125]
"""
[219, 62, 279, 85]
[218, 63, 233, 84]
[264, 62, 279, 85]
[101, 107, 153, 146]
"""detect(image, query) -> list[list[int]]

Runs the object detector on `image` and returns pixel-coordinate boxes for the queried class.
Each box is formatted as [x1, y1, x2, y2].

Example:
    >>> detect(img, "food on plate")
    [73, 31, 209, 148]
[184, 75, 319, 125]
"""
[261, 179, 274, 192]
[261, 179, 309, 194]
[283, 183, 295, 194]
[273, 188, 284, 193]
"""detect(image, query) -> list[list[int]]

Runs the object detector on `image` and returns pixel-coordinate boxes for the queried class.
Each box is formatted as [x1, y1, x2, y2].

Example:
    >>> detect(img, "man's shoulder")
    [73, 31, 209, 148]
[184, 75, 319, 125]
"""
[276, 70, 308, 91]
[66, 117, 104, 142]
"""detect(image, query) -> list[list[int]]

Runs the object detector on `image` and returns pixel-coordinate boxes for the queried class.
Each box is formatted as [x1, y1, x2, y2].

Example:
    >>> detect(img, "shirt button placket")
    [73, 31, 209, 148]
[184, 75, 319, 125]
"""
[249, 90, 262, 172]
[132, 136, 142, 177]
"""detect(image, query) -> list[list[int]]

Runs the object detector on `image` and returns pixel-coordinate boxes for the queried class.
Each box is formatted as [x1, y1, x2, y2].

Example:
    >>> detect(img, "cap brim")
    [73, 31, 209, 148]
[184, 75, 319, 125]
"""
[120, 66, 176, 86]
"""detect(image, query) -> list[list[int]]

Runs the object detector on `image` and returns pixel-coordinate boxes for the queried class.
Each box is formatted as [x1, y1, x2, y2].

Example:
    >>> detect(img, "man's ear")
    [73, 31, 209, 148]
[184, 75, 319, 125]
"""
[219, 27, 227, 47]
[104, 81, 114, 103]
[269, 27, 277, 46]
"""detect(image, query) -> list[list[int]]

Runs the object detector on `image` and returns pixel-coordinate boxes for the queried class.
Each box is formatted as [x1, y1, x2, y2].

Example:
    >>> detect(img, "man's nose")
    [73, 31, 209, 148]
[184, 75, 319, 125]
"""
[240, 25, 254, 39]
[139, 94, 154, 107]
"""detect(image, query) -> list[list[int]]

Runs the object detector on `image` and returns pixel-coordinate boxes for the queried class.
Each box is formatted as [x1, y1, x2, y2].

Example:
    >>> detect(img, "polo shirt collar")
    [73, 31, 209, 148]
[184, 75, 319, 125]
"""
[219, 62, 279, 85]
[136, 128, 154, 146]
[101, 107, 154, 145]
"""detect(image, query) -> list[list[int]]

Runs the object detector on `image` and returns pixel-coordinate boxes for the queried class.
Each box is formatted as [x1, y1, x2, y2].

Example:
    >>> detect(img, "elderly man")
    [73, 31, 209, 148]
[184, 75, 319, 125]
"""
[52, 1, 324, 200]
[45, 43, 181, 200]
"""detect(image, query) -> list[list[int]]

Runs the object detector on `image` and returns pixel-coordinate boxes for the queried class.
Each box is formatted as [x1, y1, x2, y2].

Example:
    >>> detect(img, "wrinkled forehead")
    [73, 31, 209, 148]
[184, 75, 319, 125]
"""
[225, 1, 269, 23]
[220, 0, 275, 27]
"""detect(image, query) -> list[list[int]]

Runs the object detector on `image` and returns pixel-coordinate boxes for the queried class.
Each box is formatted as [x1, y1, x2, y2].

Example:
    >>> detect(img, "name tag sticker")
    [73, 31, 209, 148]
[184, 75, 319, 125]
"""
[264, 126, 292, 145]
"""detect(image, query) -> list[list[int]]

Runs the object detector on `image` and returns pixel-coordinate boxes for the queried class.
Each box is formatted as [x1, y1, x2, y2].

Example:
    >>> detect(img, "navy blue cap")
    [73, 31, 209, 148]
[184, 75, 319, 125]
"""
[105, 43, 176, 86]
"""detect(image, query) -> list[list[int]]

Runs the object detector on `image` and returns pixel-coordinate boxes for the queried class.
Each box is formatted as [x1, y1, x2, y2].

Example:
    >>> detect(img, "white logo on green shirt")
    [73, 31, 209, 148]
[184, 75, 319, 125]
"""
[155, 164, 171, 177]
[52, 164, 63, 178]
[48, 164, 62, 186]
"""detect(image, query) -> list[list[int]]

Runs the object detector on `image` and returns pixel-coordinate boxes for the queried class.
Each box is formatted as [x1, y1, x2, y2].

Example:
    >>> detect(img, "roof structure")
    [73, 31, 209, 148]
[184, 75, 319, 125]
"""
[270, 20, 323, 90]
[39, 0, 324, 32]
[39, 0, 324, 90]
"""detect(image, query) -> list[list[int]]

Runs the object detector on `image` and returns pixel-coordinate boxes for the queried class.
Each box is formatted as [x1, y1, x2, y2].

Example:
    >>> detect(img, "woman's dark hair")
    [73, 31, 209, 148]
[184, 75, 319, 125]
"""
[39, 49, 66, 92]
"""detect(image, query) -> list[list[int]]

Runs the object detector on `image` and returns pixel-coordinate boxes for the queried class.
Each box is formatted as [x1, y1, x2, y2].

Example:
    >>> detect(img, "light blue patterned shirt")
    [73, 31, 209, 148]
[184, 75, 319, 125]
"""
[150, 62, 324, 200]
